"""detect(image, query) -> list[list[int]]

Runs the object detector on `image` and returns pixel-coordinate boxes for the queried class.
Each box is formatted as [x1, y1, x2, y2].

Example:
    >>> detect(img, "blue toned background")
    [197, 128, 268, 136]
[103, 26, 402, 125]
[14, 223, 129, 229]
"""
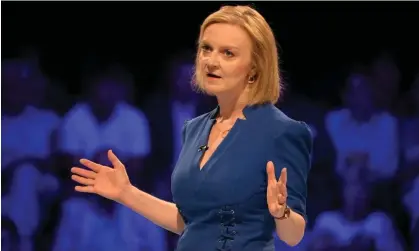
[2, 2, 419, 251]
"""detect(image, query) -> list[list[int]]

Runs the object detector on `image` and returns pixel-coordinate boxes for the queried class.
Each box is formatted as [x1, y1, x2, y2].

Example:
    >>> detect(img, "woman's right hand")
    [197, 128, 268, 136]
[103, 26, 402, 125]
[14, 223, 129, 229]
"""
[71, 150, 131, 202]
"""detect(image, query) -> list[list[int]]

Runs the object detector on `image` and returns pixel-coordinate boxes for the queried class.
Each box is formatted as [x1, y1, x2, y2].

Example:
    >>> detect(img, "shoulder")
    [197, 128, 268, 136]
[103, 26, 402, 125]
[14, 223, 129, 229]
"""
[264, 105, 313, 146]
[325, 108, 350, 127]
[61, 103, 90, 127]
[314, 211, 343, 228]
[32, 107, 61, 122]
[376, 111, 398, 126]
[117, 102, 149, 123]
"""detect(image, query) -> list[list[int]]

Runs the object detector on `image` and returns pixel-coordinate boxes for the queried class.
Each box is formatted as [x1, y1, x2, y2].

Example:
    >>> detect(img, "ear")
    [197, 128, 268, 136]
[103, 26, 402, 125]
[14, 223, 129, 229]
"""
[248, 67, 258, 83]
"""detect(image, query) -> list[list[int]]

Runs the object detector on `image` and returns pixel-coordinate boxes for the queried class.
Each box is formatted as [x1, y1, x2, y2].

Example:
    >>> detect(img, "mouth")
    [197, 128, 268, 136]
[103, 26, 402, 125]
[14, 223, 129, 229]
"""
[206, 73, 221, 79]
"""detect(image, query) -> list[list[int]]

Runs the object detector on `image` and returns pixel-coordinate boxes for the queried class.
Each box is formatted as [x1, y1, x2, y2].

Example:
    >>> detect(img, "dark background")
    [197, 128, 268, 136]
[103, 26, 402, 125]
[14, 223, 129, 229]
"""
[2, 1, 419, 251]
[3, 2, 418, 101]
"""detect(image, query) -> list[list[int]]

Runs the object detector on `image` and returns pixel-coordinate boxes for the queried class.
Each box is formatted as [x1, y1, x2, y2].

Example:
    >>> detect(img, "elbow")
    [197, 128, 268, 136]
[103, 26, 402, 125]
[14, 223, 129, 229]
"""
[281, 233, 304, 247]
[276, 212, 306, 247]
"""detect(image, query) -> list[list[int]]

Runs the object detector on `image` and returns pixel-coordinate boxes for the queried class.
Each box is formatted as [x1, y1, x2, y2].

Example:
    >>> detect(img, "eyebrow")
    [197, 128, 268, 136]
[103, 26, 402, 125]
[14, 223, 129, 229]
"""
[200, 40, 240, 50]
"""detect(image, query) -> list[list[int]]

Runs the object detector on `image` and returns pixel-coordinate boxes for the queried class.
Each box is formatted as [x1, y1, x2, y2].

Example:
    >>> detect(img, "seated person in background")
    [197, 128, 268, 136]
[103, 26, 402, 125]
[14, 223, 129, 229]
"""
[57, 63, 151, 187]
[325, 65, 399, 183]
[53, 193, 167, 251]
[311, 168, 404, 251]
[2, 57, 61, 251]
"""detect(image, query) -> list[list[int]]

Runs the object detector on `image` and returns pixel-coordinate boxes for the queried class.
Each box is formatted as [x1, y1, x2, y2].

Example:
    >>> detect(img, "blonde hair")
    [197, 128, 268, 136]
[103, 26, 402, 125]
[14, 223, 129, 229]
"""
[194, 5, 281, 105]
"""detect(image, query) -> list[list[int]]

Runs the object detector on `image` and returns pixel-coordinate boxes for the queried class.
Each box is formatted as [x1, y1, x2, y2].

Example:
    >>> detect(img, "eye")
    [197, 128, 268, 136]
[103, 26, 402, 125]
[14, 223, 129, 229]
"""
[200, 44, 211, 52]
[224, 50, 234, 57]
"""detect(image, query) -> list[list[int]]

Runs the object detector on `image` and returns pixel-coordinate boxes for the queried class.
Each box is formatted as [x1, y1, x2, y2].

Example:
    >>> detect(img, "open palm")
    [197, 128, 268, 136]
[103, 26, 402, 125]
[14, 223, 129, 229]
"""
[71, 150, 131, 201]
[266, 161, 288, 218]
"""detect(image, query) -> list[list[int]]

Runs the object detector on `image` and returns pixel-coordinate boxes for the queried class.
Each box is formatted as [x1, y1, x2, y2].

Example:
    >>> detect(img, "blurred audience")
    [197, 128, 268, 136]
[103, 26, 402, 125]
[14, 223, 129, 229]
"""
[311, 169, 404, 251]
[57, 63, 150, 184]
[53, 63, 166, 251]
[325, 64, 399, 183]
[2, 57, 61, 251]
[2, 45, 418, 251]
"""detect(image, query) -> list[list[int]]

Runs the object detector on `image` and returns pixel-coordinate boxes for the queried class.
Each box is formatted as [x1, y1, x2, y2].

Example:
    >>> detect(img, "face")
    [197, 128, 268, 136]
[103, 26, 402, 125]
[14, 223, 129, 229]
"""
[197, 23, 253, 97]
[344, 73, 375, 113]
[172, 63, 195, 100]
[3, 61, 46, 108]
[92, 77, 127, 107]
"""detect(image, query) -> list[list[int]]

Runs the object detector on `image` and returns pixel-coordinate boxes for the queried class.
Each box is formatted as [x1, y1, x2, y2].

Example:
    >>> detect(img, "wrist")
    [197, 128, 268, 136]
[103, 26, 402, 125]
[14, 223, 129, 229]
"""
[274, 204, 291, 220]
[117, 183, 135, 205]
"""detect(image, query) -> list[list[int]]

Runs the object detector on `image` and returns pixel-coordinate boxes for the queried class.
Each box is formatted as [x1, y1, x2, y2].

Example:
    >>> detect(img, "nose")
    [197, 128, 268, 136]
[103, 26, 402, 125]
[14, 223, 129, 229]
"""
[206, 52, 220, 70]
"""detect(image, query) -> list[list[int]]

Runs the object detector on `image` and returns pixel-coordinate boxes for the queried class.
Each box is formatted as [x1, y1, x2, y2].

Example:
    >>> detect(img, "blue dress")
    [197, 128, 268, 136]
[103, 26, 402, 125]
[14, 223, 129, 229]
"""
[171, 103, 313, 251]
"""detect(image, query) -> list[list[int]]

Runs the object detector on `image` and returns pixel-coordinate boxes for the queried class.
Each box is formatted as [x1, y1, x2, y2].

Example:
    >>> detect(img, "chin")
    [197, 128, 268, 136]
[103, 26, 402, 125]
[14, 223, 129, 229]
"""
[202, 82, 224, 95]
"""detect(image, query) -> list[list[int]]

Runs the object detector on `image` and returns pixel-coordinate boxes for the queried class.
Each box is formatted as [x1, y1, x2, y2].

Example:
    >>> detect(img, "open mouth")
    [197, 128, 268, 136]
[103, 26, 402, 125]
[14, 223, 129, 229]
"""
[206, 73, 221, 78]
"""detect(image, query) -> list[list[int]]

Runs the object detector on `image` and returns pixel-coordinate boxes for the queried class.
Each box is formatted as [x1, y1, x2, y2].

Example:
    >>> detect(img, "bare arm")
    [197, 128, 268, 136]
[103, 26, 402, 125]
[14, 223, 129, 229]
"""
[118, 184, 185, 235]
[72, 150, 186, 236]
[269, 122, 313, 246]
[274, 210, 306, 246]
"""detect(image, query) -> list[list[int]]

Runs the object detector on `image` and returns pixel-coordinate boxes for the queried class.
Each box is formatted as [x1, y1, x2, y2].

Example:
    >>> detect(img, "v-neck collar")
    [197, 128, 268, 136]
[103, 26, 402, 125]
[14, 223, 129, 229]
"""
[207, 103, 268, 121]
[195, 103, 270, 172]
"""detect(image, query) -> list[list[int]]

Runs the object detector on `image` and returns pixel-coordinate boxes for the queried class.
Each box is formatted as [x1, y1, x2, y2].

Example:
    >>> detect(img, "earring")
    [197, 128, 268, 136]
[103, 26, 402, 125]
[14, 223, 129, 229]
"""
[248, 76, 255, 83]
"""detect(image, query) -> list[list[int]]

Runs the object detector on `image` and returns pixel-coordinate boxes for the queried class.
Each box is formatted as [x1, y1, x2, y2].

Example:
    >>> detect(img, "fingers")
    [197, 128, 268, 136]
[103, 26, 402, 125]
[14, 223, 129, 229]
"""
[280, 168, 287, 184]
[108, 150, 125, 170]
[71, 175, 95, 186]
[80, 159, 104, 172]
[276, 179, 287, 204]
[75, 185, 95, 193]
[277, 168, 287, 204]
[266, 161, 277, 184]
[71, 167, 97, 179]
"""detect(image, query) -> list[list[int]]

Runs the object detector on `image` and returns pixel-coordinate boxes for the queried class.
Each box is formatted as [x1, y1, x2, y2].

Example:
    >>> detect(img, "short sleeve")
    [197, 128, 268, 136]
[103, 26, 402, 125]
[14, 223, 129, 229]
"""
[272, 121, 313, 223]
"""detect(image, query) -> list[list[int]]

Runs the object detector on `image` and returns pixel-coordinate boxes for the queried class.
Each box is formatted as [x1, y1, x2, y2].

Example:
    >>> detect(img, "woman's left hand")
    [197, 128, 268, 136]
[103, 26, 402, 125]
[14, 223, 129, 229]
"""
[266, 161, 288, 218]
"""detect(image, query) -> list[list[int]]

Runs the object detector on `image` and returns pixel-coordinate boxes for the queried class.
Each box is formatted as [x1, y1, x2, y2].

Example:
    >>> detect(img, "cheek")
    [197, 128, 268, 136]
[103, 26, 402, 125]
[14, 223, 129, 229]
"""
[222, 62, 249, 81]
[198, 53, 208, 69]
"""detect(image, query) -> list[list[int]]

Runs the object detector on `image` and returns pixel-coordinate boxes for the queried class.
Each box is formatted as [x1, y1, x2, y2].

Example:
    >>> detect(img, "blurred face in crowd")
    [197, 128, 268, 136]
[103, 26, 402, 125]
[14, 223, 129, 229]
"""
[2, 60, 46, 111]
[197, 23, 253, 99]
[91, 76, 128, 109]
[344, 73, 375, 120]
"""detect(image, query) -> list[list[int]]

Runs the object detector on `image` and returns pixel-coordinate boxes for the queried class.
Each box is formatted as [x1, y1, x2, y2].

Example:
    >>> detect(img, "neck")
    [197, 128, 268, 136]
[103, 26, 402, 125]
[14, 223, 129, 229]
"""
[89, 101, 116, 123]
[351, 110, 374, 123]
[216, 91, 248, 121]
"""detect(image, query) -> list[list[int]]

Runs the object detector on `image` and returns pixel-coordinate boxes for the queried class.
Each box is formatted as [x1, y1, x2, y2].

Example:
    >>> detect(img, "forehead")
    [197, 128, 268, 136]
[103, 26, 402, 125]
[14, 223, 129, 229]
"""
[201, 23, 252, 50]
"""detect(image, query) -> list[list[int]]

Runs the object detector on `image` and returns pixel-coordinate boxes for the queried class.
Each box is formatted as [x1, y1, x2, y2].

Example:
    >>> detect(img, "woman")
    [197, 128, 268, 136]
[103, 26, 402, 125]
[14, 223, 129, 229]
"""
[71, 5, 312, 250]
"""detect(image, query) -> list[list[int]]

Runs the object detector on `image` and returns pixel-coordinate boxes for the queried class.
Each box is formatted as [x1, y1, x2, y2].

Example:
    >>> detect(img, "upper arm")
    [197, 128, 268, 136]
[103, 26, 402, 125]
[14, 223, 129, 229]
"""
[272, 121, 313, 222]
